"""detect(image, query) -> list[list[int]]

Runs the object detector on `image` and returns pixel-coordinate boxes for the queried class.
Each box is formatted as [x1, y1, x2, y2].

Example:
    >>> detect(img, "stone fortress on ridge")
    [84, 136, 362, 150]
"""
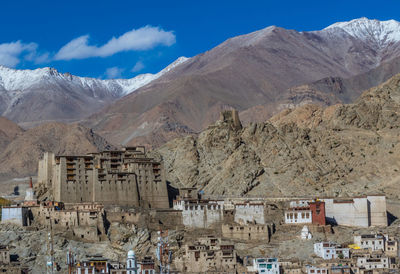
[37, 146, 169, 209]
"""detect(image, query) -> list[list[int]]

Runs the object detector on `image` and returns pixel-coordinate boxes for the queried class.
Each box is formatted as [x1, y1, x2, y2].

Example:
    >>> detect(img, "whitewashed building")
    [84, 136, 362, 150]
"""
[353, 234, 387, 251]
[248, 258, 279, 274]
[284, 208, 312, 224]
[321, 195, 387, 227]
[1, 206, 29, 226]
[234, 202, 265, 224]
[357, 255, 390, 270]
[314, 242, 350, 260]
[173, 200, 224, 228]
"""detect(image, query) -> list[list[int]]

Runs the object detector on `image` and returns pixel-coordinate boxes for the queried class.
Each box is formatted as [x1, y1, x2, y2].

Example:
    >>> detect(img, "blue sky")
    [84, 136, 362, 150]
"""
[1, 0, 400, 79]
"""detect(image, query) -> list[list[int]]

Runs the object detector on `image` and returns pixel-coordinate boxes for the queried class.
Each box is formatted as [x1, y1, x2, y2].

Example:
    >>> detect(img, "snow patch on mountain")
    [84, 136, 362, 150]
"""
[324, 17, 400, 48]
[0, 56, 189, 97]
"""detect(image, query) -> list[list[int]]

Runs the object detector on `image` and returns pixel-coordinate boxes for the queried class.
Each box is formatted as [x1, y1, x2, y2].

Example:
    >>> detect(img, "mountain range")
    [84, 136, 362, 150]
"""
[2, 17, 400, 184]
[0, 57, 188, 127]
[85, 17, 400, 147]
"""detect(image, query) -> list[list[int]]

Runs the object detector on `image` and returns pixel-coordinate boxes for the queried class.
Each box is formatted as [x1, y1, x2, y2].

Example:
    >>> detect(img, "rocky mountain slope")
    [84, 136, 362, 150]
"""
[87, 18, 400, 147]
[155, 73, 400, 199]
[0, 57, 188, 126]
[0, 120, 113, 180]
[240, 55, 400, 124]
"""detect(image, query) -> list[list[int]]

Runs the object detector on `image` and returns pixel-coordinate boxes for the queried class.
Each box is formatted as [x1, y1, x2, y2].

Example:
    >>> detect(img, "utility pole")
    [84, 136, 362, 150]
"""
[46, 216, 55, 274]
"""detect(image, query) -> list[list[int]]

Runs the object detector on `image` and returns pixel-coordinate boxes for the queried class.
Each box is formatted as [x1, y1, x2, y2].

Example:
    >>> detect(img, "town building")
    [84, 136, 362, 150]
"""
[322, 195, 387, 227]
[279, 260, 302, 274]
[174, 236, 237, 273]
[330, 265, 351, 273]
[314, 242, 350, 260]
[37, 146, 169, 208]
[0, 246, 10, 265]
[1, 206, 30, 226]
[247, 258, 280, 274]
[234, 201, 265, 224]
[0, 245, 28, 273]
[309, 200, 326, 226]
[126, 250, 138, 274]
[385, 236, 398, 257]
[221, 223, 272, 241]
[306, 265, 328, 274]
[354, 234, 387, 251]
[29, 201, 107, 242]
[356, 254, 390, 270]
[284, 205, 312, 224]
[173, 198, 224, 228]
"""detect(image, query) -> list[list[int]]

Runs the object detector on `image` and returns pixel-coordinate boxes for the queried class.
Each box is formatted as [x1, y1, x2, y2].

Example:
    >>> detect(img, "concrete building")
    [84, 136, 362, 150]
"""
[1, 206, 30, 226]
[322, 195, 387, 227]
[174, 236, 237, 273]
[247, 258, 279, 274]
[37, 147, 169, 208]
[314, 242, 350, 260]
[354, 234, 387, 251]
[126, 250, 138, 274]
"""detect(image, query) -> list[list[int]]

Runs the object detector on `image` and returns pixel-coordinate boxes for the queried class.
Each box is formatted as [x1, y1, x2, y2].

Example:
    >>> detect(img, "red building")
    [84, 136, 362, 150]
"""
[309, 201, 326, 226]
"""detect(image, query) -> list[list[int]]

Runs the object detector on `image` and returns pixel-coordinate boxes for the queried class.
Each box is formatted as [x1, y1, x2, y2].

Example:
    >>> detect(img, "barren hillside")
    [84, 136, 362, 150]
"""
[155, 73, 400, 199]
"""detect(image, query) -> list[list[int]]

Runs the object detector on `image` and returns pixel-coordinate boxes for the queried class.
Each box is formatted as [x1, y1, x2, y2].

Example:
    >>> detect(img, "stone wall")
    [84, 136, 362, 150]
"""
[234, 203, 265, 224]
[221, 223, 271, 241]
[181, 204, 223, 228]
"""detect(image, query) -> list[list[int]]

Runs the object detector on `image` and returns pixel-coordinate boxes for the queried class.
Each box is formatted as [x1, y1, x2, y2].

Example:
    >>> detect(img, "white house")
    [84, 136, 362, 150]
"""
[314, 242, 350, 260]
[248, 258, 279, 274]
[284, 209, 312, 224]
[357, 255, 390, 270]
[353, 234, 387, 251]
[127, 250, 138, 274]
[1, 206, 29, 226]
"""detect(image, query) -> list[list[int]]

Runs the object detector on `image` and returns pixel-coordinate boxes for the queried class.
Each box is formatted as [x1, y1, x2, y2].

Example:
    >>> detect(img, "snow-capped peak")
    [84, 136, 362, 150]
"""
[0, 56, 190, 96]
[324, 17, 400, 48]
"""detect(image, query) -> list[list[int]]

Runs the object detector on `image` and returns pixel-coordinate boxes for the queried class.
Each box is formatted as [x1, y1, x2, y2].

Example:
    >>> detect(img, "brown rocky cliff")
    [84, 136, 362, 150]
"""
[155, 74, 400, 199]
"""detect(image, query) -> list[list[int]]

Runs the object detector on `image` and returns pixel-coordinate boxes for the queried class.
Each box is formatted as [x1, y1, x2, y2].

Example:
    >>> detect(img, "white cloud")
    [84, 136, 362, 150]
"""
[0, 41, 38, 67]
[55, 26, 176, 61]
[131, 61, 145, 72]
[105, 67, 124, 79]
